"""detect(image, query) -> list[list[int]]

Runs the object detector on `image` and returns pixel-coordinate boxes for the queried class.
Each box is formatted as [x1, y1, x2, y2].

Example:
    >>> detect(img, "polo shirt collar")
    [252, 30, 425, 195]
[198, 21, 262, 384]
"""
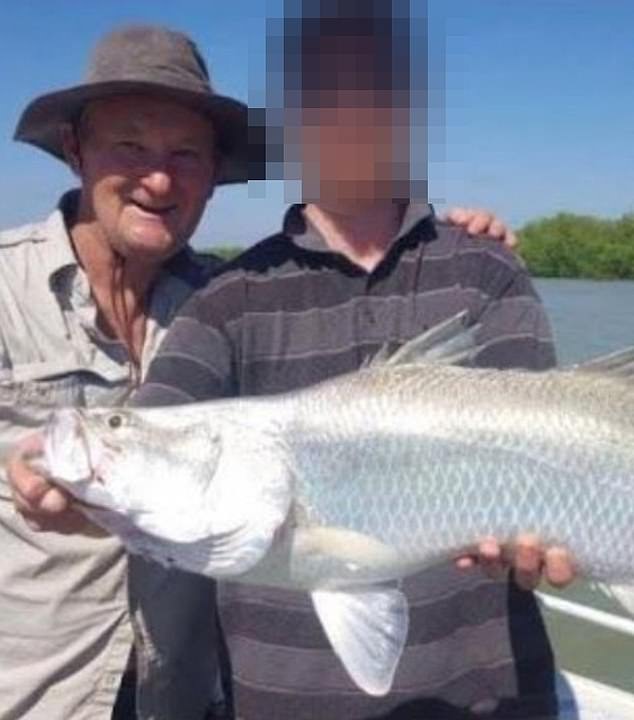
[283, 202, 434, 254]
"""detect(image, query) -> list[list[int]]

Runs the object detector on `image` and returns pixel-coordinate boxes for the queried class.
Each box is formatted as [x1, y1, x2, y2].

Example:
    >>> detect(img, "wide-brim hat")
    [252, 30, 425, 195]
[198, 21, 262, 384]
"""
[14, 25, 252, 186]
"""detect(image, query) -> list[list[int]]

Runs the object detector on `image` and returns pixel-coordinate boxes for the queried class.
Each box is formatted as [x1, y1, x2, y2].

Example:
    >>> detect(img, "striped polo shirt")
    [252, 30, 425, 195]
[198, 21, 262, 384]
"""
[135, 203, 558, 719]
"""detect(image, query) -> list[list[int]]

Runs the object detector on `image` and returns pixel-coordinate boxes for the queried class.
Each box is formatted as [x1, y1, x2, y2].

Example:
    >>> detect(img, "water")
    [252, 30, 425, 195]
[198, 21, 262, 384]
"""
[531, 279, 634, 692]
[536, 279, 634, 366]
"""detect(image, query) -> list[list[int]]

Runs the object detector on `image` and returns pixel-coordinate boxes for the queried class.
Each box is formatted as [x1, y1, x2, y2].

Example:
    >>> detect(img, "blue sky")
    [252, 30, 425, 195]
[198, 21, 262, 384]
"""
[1, 1, 632, 248]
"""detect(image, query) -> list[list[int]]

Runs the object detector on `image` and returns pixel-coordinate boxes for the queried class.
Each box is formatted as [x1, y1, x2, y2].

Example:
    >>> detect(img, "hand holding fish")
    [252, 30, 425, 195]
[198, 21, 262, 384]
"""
[455, 534, 577, 590]
[8, 433, 104, 536]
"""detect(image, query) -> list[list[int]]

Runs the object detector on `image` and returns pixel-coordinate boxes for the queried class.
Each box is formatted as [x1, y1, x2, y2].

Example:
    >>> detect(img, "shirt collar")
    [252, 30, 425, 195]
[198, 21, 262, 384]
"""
[283, 202, 435, 253]
[42, 190, 82, 290]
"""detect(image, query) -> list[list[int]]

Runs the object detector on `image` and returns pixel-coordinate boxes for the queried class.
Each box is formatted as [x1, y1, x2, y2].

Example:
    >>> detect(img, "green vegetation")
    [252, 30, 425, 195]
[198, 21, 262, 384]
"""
[206, 245, 244, 262]
[518, 213, 634, 279]
[201, 213, 634, 279]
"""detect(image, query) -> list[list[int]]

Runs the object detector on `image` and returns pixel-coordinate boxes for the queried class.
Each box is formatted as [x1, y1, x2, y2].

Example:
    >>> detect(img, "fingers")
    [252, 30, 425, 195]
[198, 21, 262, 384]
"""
[444, 207, 518, 249]
[543, 546, 576, 588]
[503, 228, 519, 250]
[443, 207, 469, 226]
[19, 504, 98, 535]
[7, 434, 74, 531]
[476, 536, 506, 580]
[455, 537, 506, 579]
[456, 534, 576, 591]
[511, 534, 543, 591]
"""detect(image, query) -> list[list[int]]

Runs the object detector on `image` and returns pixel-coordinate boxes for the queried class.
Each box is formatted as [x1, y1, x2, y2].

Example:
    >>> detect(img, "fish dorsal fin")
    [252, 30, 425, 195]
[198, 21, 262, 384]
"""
[369, 311, 482, 368]
[312, 585, 409, 696]
[569, 347, 634, 382]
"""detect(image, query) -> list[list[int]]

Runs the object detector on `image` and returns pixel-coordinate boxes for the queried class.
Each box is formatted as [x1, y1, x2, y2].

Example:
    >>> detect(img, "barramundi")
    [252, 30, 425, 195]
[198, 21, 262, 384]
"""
[41, 314, 634, 695]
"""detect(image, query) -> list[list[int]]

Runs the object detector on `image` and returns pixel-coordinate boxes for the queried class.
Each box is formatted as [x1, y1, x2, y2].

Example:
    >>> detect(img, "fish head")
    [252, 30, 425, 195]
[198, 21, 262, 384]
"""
[43, 406, 223, 541]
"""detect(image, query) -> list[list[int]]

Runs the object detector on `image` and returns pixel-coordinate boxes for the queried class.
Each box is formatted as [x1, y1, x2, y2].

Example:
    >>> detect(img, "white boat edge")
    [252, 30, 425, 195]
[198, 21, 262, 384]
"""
[557, 671, 634, 720]
[535, 593, 634, 718]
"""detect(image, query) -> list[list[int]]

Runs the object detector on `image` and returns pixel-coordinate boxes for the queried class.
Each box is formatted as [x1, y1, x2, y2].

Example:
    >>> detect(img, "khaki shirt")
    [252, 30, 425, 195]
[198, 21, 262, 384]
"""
[0, 192, 219, 720]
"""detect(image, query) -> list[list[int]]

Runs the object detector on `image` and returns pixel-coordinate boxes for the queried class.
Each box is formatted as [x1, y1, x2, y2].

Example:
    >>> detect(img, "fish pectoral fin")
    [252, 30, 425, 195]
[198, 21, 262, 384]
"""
[198, 520, 279, 576]
[311, 586, 409, 696]
[199, 447, 293, 576]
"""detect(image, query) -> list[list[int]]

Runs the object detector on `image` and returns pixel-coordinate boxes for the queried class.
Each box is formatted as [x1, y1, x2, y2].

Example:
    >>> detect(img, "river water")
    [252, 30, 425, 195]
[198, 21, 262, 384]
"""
[530, 279, 634, 692]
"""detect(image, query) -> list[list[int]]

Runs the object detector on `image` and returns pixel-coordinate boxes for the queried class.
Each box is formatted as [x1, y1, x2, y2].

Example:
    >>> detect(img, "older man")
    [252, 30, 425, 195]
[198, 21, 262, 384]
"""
[0, 24, 249, 720]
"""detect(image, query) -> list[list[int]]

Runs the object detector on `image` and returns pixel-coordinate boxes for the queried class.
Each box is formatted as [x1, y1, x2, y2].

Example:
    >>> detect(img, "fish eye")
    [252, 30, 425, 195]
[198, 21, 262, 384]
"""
[107, 414, 124, 430]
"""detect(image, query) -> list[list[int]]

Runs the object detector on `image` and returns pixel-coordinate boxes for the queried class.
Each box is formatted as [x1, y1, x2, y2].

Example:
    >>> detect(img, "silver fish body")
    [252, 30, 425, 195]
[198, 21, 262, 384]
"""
[42, 317, 634, 695]
[277, 362, 634, 589]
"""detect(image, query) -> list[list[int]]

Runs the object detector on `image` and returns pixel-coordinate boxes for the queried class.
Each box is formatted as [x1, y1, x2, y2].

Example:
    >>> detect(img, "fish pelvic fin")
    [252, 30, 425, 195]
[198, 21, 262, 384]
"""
[312, 585, 409, 696]
[368, 311, 483, 369]
[570, 347, 634, 382]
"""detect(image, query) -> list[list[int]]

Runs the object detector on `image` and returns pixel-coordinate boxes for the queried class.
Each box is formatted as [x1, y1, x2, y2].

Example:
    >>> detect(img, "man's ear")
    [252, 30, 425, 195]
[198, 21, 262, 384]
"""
[60, 123, 82, 177]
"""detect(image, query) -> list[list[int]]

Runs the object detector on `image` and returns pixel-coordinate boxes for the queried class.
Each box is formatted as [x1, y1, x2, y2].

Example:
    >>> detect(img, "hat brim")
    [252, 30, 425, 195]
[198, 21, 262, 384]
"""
[14, 80, 255, 185]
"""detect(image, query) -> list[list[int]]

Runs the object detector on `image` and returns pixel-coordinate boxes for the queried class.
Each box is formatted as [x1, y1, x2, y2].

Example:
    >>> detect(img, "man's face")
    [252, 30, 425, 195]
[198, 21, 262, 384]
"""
[300, 88, 404, 203]
[68, 94, 217, 262]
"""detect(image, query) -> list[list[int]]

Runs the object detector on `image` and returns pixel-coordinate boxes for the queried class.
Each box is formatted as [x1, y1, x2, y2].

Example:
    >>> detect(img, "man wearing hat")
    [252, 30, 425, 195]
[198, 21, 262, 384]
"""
[0, 23, 248, 720]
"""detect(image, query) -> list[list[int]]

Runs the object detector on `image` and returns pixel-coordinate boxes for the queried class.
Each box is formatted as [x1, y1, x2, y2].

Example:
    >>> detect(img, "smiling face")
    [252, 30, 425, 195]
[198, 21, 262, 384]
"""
[64, 93, 218, 262]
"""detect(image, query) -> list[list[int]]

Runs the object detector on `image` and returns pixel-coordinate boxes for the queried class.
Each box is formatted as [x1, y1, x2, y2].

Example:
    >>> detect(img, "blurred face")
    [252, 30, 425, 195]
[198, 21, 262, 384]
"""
[66, 94, 217, 262]
[299, 88, 409, 205]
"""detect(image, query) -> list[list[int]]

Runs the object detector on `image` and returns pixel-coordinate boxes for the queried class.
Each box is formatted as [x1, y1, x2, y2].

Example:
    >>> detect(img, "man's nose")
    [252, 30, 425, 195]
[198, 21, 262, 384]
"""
[140, 168, 173, 196]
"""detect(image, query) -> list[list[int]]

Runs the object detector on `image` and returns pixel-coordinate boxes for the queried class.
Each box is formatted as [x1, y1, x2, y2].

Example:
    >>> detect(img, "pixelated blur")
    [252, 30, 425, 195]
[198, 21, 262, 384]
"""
[257, 0, 433, 205]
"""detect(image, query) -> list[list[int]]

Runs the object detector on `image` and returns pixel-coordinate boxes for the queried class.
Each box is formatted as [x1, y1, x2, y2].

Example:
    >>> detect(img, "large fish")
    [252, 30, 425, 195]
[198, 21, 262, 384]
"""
[42, 314, 634, 696]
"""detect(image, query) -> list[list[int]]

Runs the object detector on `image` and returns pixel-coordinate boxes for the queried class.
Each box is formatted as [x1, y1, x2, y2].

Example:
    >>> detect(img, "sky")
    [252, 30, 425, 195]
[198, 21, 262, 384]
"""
[0, 0, 633, 249]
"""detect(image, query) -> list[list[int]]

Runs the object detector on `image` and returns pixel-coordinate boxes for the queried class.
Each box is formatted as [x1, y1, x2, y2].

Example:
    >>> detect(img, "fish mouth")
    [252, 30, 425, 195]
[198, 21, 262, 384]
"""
[44, 408, 100, 485]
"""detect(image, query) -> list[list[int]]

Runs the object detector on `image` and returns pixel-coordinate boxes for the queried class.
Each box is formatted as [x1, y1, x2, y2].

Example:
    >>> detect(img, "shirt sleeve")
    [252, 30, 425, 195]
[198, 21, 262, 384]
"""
[133, 282, 239, 408]
[473, 268, 557, 371]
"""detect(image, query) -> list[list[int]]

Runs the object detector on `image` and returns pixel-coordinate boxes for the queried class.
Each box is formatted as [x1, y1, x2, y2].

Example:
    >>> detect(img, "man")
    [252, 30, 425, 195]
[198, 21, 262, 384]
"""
[126, 7, 574, 719]
[4, 19, 513, 720]
[0, 24, 250, 720]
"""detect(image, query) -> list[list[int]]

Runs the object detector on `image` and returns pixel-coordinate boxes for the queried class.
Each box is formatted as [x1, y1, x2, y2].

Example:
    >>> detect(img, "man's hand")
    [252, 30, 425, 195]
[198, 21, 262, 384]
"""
[455, 534, 576, 591]
[8, 434, 103, 536]
[444, 207, 518, 250]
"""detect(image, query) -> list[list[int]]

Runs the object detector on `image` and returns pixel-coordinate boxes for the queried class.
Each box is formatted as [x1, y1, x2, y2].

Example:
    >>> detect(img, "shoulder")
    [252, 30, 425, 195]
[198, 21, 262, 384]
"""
[0, 212, 60, 291]
[429, 218, 531, 297]
[173, 232, 299, 328]
[196, 232, 296, 299]
[0, 216, 50, 253]
[164, 248, 224, 290]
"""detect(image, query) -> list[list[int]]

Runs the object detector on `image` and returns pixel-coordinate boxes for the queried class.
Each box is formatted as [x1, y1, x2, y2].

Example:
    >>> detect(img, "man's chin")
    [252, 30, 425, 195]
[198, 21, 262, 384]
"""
[121, 232, 184, 264]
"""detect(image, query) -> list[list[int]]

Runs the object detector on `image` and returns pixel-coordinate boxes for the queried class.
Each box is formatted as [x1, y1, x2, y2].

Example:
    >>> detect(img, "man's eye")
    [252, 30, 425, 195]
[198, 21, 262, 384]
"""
[173, 148, 201, 161]
[116, 141, 145, 154]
